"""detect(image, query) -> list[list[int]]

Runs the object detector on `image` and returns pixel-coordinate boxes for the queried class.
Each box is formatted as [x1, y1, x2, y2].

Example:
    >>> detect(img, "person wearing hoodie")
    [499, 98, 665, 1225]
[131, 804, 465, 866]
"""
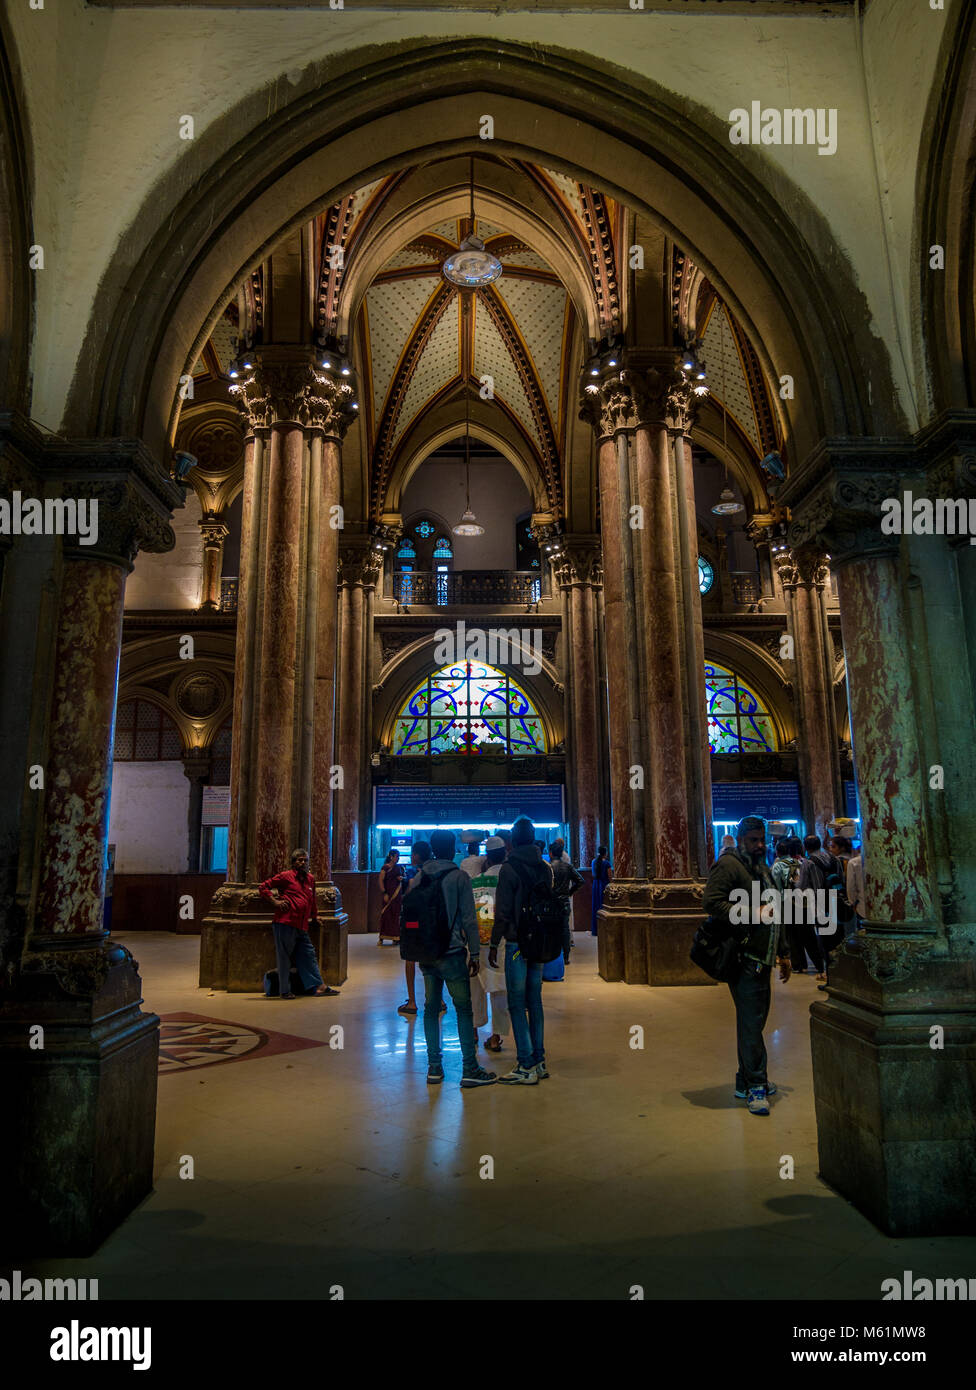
[415, 829, 497, 1089]
[489, 815, 553, 1085]
[703, 815, 791, 1115]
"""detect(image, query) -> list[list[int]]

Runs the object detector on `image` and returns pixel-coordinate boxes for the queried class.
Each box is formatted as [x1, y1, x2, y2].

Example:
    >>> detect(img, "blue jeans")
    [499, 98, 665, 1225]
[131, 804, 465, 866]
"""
[504, 944, 544, 1069]
[421, 952, 478, 1070]
[273, 924, 323, 994]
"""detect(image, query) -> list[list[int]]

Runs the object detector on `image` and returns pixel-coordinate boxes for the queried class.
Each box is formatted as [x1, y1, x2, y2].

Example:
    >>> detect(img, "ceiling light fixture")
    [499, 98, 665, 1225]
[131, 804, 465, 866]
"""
[453, 383, 485, 537]
[441, 156, 503, 290]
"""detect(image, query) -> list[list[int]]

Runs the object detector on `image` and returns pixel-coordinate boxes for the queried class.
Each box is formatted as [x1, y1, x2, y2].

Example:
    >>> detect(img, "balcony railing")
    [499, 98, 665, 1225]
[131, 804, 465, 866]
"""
[219, 577, 239, 613]
[393, 569, 542, 607]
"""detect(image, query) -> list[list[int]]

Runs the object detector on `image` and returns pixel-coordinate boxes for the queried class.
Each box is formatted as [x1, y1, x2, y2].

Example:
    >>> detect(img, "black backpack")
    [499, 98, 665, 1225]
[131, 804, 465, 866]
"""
[399, 867, 457, 963]
[509, 859, 564, 964]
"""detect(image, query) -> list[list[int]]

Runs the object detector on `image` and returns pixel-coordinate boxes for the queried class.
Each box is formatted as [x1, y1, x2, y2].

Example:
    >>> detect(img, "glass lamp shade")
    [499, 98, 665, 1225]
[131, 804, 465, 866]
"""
[442, 236, 503, 289]
[712, 486, 744, 516]
[453, 508, 485, 537]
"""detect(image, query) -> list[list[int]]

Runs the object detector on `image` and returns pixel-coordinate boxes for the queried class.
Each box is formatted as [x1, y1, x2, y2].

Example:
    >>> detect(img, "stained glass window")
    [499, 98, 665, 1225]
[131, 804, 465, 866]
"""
[704, 662, 776, 753]
[698, 556, 714, 594]
[391, 661, 547, 756]
[415, 521, 435, 539]
[397, 539, 416, 560]
[432, 536, 453, 559]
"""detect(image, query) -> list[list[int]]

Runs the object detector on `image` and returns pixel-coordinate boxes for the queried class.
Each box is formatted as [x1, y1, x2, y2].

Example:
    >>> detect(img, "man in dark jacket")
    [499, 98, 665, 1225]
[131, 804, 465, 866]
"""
[703, 815, 791, 1115]
[548, 838, 583, 964]
[259, 848, 340, 999]
[489, 815, 552, 1084]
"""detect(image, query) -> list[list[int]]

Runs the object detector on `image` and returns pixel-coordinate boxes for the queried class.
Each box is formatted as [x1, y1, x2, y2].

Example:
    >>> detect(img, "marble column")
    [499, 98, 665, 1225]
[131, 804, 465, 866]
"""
[553, 537, 603, 866]
[0, 434, 183, 1254]
[334, 538, 383, 873]
[580, 355, 711, 985]
[783, 438, 976, 1235]
[773, 545, 842, 839]
[198, 515, 228, 610]
[201, 350, 349, 990]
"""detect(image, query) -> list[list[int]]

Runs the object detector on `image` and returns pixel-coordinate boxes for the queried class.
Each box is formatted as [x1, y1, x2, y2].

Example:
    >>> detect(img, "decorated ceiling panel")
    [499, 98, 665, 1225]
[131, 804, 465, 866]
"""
[472, 301, 544, 454]
[366, 276, 441, 420]
[700, 301, 762, 455]
[390, 303, 461, 451]
[493, 277, 568, 418]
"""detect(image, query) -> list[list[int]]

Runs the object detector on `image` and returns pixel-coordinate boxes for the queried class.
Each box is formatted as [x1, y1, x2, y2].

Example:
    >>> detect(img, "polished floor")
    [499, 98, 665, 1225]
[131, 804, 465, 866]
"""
[22, 931, 976, 1300]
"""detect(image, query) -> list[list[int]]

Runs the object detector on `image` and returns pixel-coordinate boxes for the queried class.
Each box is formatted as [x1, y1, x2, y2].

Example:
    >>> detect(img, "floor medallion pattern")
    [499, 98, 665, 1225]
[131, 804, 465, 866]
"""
[158, 1012, 326, 1075]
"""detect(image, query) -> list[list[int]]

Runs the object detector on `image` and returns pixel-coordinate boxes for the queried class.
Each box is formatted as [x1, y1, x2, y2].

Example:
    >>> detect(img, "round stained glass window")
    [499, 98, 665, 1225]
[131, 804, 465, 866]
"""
[698, 556, 714, 594]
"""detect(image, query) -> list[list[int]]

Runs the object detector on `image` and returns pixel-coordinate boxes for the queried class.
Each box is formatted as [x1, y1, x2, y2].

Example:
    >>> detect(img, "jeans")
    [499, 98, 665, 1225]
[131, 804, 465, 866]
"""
[787, 923, 825, 973]
[505, 944, 544, 1069]
[421, 951, 478, 1070]
[273, 924, 324, 994]
[727, 958, 772, 1090]
[561, 907, 573, 961]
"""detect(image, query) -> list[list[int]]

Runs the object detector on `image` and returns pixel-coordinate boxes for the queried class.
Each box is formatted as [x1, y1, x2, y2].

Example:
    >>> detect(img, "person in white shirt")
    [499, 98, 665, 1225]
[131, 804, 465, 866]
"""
[470, 837, 510, 1053]
[459, 833, 485, 879]
[846, 851, 865, 920]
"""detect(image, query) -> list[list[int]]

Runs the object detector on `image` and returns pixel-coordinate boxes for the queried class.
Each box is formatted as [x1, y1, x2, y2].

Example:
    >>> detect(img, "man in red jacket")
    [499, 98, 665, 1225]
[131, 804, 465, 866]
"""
[259, 848, 340, 999]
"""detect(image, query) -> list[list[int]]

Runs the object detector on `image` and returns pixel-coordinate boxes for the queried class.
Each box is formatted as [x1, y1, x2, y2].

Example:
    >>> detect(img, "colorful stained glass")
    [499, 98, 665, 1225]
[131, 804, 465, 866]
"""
[698, 556, 714, 594]
[397, 540, 416, 559]
[433, 537, 453, 558]
[415, 521, 435, 538]
[704, 662, 776, 753]
[391, 661, 547, 756]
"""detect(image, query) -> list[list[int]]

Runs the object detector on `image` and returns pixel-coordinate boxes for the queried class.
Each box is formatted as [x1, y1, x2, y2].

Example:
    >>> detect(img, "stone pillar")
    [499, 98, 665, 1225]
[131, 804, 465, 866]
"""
[773, 546, 842, 839]
[579, 355, 711, 985]
[782, 438, 976, 1235]
[334, 538, 383, 873]
[198, 515, 228, 611]
[201, 350, 349, 990]
[0, 438, 183, 1254]
[553, 537, 603, 865]
[182, 751, 211, 873]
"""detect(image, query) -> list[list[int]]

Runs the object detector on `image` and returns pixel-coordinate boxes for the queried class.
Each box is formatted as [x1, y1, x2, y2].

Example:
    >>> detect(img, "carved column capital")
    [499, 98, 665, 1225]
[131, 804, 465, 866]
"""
[772, 544, 830, 590]
[780, 440, 918, 567]
[338, 536, 384, 589]
[230, 350, 355, 440]
[552, 535, 603, 588]
[199, 516, 229, 549]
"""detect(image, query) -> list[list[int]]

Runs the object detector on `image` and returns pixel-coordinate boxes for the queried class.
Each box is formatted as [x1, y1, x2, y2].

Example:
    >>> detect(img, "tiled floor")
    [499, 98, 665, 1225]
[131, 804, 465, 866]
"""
[21, 932, 976, 1300]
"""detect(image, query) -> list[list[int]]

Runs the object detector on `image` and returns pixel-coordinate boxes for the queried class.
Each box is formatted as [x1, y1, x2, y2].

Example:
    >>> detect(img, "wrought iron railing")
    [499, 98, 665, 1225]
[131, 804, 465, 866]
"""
[730, 571, 762, 606]
[393, 570, 542, 607]
[219, 577, 239, 613]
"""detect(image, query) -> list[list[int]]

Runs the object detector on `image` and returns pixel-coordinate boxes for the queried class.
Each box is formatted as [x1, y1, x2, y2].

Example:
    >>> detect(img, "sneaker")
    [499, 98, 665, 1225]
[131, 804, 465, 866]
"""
[746, 1085, 770, 1115]
[460, 1066, 497, 1088]
[426, 1064, 444, 1085]
[734, 1081, 776, 1100]
[533, 1062, 550, 1080]
[498, 1065, 539, 1085]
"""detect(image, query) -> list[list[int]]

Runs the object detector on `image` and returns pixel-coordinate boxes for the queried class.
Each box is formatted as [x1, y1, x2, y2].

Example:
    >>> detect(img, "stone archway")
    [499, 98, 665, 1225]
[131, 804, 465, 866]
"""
[62, 39, 904, 466]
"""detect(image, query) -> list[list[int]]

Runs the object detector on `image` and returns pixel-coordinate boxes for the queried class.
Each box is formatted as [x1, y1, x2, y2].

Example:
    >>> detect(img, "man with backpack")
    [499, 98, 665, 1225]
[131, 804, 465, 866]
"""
[489, 816, 565, 1084]
[400, 828, 497, 1089]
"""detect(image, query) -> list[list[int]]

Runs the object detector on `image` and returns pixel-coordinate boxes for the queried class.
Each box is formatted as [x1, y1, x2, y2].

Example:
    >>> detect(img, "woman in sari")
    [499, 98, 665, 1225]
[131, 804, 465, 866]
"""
[378, 849, 403, 945]
[590, 846, 611, 936]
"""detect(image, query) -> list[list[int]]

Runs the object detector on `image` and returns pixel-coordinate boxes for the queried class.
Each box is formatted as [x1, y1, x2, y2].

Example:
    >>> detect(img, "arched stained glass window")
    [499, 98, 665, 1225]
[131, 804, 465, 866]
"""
[391, 661, 546, 756]
[397, 539, 417, 561]
[704, 662, 777, 753]
[432, 536, 453, 559]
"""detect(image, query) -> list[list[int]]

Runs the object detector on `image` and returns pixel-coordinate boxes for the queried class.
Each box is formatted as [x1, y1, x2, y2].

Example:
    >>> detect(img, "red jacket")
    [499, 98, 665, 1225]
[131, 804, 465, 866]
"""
[259, 869, 317, 930]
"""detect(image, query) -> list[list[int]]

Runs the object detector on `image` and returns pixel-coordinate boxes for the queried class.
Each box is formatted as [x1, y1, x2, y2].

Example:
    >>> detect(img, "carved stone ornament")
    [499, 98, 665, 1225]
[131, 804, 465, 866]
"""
[57, 474, 179, 571]
[553, 536, 602, 588]
[338, 540, 384, 589]
[231, 354, 354, 439]
[786, 471, 906, 567]
[772, 544, 830, 590]
[20, 937, 137, 998]
[176, 671, 223, 717]
[188, 421, 244, 473]
[843, 931, 934, 986]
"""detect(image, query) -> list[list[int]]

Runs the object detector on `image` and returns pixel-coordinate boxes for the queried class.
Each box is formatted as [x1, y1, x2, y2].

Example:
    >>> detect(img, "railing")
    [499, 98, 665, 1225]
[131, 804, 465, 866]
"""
[730, 571, 762, 606]
[393, 570, 542, 607]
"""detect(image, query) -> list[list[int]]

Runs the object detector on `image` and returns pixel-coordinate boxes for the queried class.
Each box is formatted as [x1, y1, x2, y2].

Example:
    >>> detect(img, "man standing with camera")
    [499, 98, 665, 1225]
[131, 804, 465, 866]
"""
[703, 815, 791, 1115]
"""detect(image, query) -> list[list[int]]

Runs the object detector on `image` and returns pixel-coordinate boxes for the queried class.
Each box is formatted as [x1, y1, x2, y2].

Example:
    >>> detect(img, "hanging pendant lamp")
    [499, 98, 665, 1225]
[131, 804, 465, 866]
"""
[442, 157, 503, 290]
[711, 305, 744, 517]
[453, 385, 485, 537]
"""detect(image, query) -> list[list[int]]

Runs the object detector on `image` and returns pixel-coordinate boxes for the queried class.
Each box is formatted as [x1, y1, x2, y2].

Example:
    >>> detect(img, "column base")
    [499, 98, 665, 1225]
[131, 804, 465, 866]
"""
[0, 934, 158, 1256]
[200, 881, 349, 991]
[812, 933, 976, 1236]
[597, 878, 710, 985]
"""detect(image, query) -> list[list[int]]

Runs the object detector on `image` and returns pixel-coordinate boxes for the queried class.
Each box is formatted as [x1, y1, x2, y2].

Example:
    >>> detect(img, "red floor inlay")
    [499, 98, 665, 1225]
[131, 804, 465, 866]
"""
[158, 1012, 326, 1075]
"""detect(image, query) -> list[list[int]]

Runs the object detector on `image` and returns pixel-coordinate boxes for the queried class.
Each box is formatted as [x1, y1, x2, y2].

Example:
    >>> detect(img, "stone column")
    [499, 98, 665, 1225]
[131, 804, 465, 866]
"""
[553, 537, 603, 865]
[198, 515, 228, 611]
[334, 538, 383, 873]
[783, 439, 975, 1236]
[773, 545, 842, 838]
[0, 440, 183, 1254]
[579, 355, 711, 985]
[201, 350, 349, 990]
[182, 751, 211, 873]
